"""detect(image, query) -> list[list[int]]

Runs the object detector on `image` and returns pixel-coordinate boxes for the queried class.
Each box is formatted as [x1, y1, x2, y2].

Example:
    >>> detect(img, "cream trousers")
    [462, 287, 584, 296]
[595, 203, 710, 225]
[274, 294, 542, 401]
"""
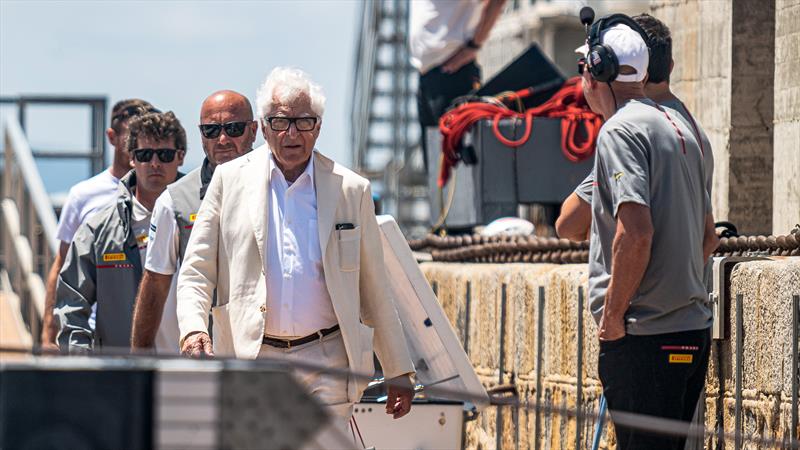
[257, 330, 354, 431]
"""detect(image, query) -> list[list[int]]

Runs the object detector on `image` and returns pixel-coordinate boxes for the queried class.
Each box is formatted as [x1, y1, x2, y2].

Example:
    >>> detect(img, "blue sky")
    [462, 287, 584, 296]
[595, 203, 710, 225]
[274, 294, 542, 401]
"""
[0, 0, 359, 194]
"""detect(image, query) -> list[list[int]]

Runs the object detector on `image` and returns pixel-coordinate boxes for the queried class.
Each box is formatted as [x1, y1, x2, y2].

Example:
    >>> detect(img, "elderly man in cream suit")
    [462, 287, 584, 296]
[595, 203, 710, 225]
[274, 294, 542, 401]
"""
[176, 67, 415, 428]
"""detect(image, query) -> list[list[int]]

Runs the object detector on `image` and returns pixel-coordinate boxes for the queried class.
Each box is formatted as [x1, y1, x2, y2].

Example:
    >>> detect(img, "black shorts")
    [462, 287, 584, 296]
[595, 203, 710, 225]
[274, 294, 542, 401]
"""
[416, 61, 481, 172]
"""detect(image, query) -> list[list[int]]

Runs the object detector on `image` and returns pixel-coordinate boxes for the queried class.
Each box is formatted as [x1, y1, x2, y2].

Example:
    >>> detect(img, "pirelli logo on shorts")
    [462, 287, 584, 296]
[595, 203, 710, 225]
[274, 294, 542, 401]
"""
[669, 354, 693, 364]
[189, 213, 197, 222]
[102, 253, 127, 262]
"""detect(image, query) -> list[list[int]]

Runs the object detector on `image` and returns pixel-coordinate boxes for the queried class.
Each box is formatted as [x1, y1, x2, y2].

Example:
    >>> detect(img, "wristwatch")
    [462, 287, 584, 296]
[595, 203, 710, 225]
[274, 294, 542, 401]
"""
[466, 38, 481, 50]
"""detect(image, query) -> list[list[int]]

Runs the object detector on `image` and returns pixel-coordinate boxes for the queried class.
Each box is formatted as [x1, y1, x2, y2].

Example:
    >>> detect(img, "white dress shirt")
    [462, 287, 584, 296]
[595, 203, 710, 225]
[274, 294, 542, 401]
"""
[266, 152, 338, 338]
[409, 0, 483, 74]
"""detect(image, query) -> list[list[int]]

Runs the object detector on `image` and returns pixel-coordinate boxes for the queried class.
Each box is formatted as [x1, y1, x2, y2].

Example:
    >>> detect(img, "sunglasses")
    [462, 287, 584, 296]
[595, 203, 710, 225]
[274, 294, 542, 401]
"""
[264, 116, 318, 132]
[198, 121, 251, 139]
[132, 148, 180, 163]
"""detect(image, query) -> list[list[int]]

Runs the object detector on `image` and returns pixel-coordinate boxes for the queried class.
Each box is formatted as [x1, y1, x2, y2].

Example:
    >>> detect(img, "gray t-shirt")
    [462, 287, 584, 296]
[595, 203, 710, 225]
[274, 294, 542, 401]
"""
[576, 97, 714, 202]
[588, 98, 712, 335]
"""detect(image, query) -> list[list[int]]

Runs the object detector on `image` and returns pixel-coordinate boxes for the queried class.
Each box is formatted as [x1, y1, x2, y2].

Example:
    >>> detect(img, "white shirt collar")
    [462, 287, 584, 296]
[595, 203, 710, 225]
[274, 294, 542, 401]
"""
[269, 150, 316, 189]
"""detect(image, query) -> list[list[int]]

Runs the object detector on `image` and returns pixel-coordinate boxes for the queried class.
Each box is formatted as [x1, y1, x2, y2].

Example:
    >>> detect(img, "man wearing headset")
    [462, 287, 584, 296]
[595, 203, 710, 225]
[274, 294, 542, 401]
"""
[556, 14, 717, 257]
[574, 15, 717, 449]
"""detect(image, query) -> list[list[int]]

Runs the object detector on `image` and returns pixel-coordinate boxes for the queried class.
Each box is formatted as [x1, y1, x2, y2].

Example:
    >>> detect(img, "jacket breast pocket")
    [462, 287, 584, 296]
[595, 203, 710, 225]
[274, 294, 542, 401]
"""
[337, 226, 361, 272]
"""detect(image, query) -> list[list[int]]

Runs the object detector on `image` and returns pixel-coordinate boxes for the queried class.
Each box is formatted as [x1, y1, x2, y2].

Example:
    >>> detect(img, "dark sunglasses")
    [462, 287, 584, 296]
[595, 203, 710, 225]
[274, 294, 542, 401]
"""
[264, 116, 318, 132]
[132, 148, 179, 163]
[578, 57, 587, 75]
[198, 121, 251, 139]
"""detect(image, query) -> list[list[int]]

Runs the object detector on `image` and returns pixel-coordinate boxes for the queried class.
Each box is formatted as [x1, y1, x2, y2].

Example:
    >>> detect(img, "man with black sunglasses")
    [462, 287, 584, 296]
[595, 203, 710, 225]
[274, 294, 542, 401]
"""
[55, 111, 186, 354]
[40, 99, 159, 350]
[131, 90, 256, 351]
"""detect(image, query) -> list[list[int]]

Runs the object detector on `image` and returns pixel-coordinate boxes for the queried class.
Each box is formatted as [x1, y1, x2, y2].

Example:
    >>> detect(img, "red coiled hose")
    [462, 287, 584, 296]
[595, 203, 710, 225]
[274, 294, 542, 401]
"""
[437, 76, 603, 188]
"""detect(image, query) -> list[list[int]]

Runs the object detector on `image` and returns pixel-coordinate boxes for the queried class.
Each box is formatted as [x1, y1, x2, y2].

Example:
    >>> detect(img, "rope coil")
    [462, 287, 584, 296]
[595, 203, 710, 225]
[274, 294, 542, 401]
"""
[437, 76, 603, 188]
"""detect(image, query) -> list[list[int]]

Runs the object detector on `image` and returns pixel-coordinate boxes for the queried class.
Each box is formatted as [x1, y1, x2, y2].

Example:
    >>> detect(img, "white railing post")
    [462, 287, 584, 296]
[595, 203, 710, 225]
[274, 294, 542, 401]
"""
[0, 116, 58, 347]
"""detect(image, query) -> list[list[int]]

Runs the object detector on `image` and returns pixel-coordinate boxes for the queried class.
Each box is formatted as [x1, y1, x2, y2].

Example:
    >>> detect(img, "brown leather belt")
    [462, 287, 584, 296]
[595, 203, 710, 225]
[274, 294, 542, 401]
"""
[262, 324, 340, 349]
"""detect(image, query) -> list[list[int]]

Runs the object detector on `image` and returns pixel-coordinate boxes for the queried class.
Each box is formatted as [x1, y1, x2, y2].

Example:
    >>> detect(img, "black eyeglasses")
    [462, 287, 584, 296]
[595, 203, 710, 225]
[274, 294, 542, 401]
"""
[132, 148, 180, 163]
[198, 121, 251, 139]
[578, 57, 587, 75]
[264, 116, 318, 132]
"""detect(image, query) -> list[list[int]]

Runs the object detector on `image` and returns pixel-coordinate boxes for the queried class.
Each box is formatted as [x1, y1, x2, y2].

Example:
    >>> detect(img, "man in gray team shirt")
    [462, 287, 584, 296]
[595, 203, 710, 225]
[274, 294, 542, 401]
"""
[574, 16, 718, 450]
[556, 13, 717, 255]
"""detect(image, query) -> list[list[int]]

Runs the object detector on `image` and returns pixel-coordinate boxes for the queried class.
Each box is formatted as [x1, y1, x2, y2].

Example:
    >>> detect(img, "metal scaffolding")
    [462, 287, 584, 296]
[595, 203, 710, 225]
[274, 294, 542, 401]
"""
[351, 0, 429, 239]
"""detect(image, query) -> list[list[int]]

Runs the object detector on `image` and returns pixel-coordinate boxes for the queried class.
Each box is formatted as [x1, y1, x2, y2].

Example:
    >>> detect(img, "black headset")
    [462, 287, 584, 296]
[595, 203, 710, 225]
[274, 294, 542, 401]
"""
[586, 14, 650, 83]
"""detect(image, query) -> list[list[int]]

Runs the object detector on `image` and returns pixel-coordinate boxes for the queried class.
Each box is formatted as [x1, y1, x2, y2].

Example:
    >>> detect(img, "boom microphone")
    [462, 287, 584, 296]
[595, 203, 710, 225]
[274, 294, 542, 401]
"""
[579, 6, 595, 28]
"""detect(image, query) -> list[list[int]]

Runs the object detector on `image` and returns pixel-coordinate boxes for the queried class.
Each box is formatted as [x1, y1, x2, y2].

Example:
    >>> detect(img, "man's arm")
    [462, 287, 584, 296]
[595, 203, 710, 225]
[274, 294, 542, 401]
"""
[702, 213, 719, 261]
[131, 270, 173, 350]
[556, 170, 594, 242]
[556, 193, 591, 242]
[132, 190, 179, 350]
[41, 242, 70, 348]
[441, 0, 506, 73]
[177, 171, 223, 357]
[358, 184, 415, 418]
[599, 203, 654, 341]
[54, 226, 97, 353]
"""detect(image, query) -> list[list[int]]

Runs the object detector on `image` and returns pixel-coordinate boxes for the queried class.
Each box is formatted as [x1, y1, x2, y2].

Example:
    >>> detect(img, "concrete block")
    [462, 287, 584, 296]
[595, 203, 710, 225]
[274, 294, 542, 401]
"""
[727, 260, 800, 397]
[543, 265, 598, 380]
[504, 264, 559, 378]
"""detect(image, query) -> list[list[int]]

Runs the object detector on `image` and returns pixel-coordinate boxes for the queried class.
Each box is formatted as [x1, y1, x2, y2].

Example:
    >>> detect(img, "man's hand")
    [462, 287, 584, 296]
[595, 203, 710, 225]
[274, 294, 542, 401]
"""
[181, 331, 214, 358]
[40, 341, 60, 355]
[598, 313, 626, 341]
[385, 374, 414, 419]
[441, 47, 478, 74]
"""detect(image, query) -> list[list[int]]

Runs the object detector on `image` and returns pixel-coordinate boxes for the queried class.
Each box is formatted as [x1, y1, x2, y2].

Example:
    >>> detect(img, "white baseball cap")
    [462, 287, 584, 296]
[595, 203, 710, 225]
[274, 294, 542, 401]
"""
[575, 24, 649, 82]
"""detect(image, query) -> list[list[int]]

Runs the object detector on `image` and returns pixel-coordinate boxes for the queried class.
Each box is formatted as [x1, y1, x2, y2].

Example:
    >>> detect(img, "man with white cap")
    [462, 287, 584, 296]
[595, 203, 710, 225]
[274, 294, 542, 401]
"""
[556, 13, 717, 257]
[574, 14, 717, 450]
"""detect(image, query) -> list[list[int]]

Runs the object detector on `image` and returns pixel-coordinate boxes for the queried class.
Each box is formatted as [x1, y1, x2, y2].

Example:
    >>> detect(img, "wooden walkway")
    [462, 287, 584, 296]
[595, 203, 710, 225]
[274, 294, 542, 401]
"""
[0, 291, 32, 361]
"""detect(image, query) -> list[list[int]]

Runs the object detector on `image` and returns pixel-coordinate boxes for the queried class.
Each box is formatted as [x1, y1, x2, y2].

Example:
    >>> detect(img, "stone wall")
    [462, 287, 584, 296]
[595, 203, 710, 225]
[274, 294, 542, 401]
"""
[772, 0, 800, 234]
[421, 259, 800, 449]
[648, 0, 793, 235]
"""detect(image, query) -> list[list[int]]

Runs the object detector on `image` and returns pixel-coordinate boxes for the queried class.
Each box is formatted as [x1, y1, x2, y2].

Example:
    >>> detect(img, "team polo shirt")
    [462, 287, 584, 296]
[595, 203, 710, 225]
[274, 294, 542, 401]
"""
[588, 98, 712, 335]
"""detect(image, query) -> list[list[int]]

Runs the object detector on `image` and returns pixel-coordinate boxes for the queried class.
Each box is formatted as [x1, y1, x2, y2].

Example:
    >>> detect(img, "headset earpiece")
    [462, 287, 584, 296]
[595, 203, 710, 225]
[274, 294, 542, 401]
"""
[588, 44, 619, 83]
[584, 13, 650, 83]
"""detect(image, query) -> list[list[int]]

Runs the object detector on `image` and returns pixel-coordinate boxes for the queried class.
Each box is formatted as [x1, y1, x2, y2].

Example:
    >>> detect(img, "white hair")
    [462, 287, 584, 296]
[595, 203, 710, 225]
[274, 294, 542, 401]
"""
[256, 67, 326, 119]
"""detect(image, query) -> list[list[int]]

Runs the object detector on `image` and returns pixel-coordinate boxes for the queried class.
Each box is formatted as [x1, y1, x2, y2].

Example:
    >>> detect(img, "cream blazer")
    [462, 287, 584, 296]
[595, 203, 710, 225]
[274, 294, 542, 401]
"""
[176, 146, 414, 401]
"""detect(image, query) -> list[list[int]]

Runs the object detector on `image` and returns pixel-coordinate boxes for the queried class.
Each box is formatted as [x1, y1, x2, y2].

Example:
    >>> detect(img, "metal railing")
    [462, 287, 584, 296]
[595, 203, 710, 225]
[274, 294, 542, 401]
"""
[0, 95, 107, 176]
[0, 116, 58, 346]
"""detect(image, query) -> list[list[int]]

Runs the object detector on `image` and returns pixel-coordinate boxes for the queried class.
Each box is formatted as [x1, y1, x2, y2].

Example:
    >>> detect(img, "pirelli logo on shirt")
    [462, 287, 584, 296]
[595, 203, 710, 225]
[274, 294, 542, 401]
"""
[183, 213, 198, 230]
[668, 354, 693, 364]
[102, 253, 127, 262]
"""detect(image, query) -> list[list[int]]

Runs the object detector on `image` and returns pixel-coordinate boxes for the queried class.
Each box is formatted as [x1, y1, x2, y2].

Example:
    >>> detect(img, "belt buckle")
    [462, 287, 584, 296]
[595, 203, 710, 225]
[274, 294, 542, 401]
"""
[286, 339, 291, 349]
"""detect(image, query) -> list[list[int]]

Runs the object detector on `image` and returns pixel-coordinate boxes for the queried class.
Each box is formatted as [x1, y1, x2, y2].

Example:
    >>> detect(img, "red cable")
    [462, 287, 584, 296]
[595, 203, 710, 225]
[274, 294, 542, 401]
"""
[437, 77, 603, 187]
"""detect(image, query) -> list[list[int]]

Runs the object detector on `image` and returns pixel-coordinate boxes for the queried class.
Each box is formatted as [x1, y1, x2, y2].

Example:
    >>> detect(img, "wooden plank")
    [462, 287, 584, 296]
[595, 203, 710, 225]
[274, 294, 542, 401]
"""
[0, 291, 32, 360]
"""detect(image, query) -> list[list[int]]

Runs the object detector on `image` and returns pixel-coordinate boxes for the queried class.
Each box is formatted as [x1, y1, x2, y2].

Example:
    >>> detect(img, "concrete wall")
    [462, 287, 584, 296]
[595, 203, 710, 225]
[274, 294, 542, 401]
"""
[772, 0, 800, 234]
[644, 0, 792, 235]
[421, 259, 800, 449]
